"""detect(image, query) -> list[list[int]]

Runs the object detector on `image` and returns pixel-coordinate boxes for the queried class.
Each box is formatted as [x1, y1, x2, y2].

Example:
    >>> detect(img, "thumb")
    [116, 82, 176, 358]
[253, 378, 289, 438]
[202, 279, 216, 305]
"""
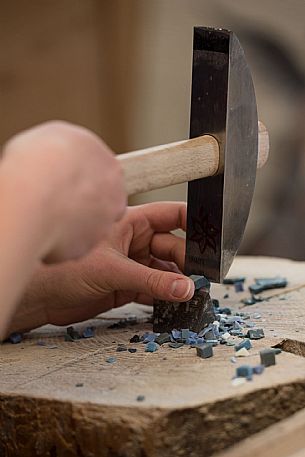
[109, 256, 195, 302]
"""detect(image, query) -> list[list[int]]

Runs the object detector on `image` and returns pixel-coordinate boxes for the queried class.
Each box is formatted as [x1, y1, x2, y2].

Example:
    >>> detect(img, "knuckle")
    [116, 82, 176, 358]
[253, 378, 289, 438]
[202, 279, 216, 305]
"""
[146, 270, 165, 296]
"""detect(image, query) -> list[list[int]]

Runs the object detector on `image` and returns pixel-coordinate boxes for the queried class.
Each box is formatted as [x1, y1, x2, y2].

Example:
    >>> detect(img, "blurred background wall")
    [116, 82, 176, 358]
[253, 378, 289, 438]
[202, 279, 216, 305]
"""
[1, 0, 305, 259]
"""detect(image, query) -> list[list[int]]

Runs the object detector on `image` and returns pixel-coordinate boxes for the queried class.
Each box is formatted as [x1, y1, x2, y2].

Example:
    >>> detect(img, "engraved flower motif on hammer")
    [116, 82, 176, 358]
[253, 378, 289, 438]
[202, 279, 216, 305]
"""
[189, 207, 219, 254]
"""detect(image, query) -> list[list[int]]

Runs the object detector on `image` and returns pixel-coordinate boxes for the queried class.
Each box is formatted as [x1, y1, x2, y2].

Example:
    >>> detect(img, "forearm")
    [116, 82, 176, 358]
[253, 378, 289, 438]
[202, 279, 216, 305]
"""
[0, 168, 53, 340]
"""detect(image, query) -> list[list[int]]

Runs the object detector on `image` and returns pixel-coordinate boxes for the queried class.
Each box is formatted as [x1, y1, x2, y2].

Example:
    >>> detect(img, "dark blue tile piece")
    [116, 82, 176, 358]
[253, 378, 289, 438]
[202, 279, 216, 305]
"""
[145, 342, 159, 352]
[82, 327, 95, 339]
[235, 339, 252, 352]
[8, 332, 22, 344]
[253, 364, 265, 375]
[189, 275, 210, 291]
[236, 365, 253, 380]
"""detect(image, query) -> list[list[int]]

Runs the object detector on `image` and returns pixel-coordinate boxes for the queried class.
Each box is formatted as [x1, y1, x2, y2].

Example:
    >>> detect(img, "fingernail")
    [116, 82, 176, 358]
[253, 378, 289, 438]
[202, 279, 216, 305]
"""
[171, 279, 193, 299]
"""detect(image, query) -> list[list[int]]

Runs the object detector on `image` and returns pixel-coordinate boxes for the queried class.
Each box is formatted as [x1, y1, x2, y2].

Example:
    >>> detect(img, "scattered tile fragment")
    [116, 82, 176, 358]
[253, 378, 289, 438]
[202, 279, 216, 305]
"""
[75, 383, 84, 387]
[249, 277, 287, 294]
[196, 344, 213, 359]
[234, 281, 244, 293]
[247, 328, 265, 340]
[143, 333, 157, 343]
[231, 377, 247, 387]
[82, 327, 95, 339]
[235, 339, 252, 352]
[106, 357, 117, 364]
[67, 326, 81, 340]
[230, 357, 237, 364]
[223, 277, 246, 285]
[245, 322, 256, 328]
[218, 307, 232, 315]
[206, 339, 219, 346]
[271, 348, 282, 355]
[253, 364, 265, 375]
[189, 274, 210, 290]
[236, 365, 253, 380]
[181, 328, 190, 340]
[130, 334, 141, 343]
[136, 395, 145, 402]
[168, 342, 184, 349]
[8, 332, 22, 344]
[145, 342, 159, 352]
[242, 295, 264, 306]
[128, 348, 137, 353]
[260, 349, 276, 367]
[253, 313, 261, 319]
[212, 299, 219, 308]
[171, 329, 181, 339]
[155, 333, 171, 345]
[226, 340, 236, 347]
[108, 320, 128, 329]
[204, 329, 216, 340]
[235, 347, 250, 357]
[223, 293, 229, 299]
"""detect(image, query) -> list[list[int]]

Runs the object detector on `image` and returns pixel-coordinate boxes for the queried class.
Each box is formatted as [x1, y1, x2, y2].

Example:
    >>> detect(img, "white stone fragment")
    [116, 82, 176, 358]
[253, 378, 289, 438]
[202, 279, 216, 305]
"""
[232, 377, 247, 387]
[235, 347, 249, 357]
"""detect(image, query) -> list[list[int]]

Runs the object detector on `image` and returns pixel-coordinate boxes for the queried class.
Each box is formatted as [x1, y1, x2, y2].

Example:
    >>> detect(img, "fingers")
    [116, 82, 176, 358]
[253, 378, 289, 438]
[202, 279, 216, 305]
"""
[149, 257, 182, 274]
[107, 254, 194, 302]
[137, 201, 187, 232]
[150, 233, 185, 271]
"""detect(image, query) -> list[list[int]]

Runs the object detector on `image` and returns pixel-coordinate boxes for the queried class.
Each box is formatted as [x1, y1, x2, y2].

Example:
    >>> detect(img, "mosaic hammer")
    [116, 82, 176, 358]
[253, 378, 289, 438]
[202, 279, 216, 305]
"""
[117, 27, 269, 331]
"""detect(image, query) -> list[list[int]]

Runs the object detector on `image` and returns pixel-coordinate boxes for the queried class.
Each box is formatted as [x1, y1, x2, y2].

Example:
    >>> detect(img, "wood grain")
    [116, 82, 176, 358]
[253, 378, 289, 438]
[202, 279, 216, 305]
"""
[1, 256, 305, 456]
[119, 123, 269, 195]
[215, 408, 305, 457]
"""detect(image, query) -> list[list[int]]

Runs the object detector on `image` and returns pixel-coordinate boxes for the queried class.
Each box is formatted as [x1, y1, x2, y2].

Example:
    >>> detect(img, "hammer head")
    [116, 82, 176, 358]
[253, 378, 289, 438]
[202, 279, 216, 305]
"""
[184, 27, 258, 283]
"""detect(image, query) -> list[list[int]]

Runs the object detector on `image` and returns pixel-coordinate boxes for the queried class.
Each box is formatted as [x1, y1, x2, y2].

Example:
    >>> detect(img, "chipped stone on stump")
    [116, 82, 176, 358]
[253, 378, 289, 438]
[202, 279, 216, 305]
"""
[153, 276, 215, 333]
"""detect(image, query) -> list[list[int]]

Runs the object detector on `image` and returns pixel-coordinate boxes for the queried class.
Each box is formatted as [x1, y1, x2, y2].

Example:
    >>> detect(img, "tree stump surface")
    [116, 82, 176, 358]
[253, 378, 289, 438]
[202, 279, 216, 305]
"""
[2, 256, 305, 457]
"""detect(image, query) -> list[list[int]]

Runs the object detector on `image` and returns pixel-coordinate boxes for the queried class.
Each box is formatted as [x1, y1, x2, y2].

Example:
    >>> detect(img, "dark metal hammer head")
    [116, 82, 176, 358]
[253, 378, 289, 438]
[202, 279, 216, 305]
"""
[184, 27, 258, 283]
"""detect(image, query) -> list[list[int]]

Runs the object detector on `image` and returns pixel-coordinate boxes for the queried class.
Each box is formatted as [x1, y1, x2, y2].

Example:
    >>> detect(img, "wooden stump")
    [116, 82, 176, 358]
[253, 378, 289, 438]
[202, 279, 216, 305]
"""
[2, 257, 305, 456]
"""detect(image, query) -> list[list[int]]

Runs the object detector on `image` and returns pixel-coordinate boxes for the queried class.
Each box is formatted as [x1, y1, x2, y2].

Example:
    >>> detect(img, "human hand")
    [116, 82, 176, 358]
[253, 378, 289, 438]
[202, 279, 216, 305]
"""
[1, 121, 126, 263]
[10, 202, 194, 332]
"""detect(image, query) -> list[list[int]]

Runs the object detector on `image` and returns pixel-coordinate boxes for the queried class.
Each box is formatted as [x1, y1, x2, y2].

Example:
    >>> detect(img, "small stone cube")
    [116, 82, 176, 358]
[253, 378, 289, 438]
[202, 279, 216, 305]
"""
[236, 365, 253, 380]
[260, 349, 276, 367]
[196, 344, 213, 359]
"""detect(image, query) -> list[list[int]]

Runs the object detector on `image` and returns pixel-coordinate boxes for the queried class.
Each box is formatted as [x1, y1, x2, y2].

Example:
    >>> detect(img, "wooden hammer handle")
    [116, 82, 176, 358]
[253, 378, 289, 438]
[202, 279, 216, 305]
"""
[118, 121, 269, 196]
